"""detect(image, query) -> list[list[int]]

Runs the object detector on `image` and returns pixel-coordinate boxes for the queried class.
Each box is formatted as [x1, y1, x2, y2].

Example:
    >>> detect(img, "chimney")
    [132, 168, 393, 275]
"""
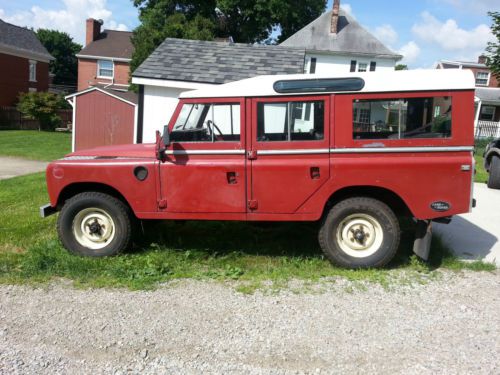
[86, 18, 103, 46]
[331, 0, 340, 34]
[478, 55, 487, 64]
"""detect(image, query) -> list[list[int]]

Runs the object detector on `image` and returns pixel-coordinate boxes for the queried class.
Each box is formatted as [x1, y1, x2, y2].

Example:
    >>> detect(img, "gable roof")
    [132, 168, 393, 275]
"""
[66, 86, 138, 105]
[132, 38, 306, 84]
[281, 9, 402, 60]
[438, 60, 488, 69]
[0, 19, 53, 62]
[78, 30, 133, 61]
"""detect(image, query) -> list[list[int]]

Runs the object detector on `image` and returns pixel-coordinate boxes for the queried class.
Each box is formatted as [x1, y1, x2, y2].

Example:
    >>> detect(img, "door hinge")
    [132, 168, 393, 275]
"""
[248, 199, 258, 210]
[158, 199, 167, 209]
[247, 150, 257, 160]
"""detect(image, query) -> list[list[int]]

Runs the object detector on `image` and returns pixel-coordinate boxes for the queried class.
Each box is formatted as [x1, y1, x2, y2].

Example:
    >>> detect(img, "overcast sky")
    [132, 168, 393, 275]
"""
[0, 0, 496, 68]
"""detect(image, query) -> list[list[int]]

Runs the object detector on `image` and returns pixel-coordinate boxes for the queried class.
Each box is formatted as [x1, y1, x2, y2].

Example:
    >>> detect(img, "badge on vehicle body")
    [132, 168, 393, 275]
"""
[430, 201, 451, 212]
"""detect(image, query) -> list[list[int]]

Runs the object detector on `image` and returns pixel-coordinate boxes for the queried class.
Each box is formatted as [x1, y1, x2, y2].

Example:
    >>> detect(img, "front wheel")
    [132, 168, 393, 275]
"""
[318, 197, 400, 268]
[57, 192, 133, 257]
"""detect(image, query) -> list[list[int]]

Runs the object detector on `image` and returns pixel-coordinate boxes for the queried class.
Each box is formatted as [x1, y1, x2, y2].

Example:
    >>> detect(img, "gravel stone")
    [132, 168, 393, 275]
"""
[0, 271, 499, 374]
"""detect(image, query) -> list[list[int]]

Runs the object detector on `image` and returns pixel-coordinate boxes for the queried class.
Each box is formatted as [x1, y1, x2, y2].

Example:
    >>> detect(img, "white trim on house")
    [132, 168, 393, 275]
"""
[438, 59, 487, 69]
[65, 87, 137, 107]
[133, 105, 138, 145]
[67, 97, 76, 152]
[132, 77, 216, 90]
[181, 69, 476, 99]
[76, 54, 131, 63]
[0, 42, 53, 63]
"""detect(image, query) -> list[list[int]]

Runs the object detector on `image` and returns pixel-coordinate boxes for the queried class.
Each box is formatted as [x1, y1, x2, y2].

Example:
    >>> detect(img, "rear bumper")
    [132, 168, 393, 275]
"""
[40, 204, 57, 218]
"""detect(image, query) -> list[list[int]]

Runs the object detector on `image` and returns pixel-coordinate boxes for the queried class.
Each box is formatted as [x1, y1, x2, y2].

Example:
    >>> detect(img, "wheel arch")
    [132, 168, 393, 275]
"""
[57, 182, 132, 213]
[323, 185, 414, 219]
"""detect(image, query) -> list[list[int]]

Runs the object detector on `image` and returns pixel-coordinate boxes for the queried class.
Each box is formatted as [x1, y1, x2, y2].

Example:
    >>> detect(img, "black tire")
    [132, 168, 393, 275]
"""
[57, 192, 133, 257]
[487, 155, 500, 189]
[318, 197, 400, 269]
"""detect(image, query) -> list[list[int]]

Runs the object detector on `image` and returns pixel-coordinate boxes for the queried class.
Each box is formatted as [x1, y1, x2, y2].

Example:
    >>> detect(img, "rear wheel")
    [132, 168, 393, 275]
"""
[487, 155, 500, 189]
[57, 192, 132, 257]
[318, 197, 400, 268]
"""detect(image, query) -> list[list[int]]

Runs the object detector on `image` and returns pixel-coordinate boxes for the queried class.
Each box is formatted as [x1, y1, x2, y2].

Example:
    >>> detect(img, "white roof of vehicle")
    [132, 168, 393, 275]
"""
[180, 69, 475, 99]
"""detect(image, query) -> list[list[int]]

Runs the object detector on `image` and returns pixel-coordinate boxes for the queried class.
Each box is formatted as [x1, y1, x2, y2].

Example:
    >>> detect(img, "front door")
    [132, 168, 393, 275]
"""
[248, 96, 331, 215]
[160, 98, 247, 214]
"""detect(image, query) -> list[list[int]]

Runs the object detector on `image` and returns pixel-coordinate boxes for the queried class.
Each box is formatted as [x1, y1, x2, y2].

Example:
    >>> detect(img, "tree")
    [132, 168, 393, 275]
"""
[130, 0, 326, 73]
[486, 11, 500, 81]
[36, 29, 82, 86]
[17, 92, 69, 131]
[395, 64, 408, 71]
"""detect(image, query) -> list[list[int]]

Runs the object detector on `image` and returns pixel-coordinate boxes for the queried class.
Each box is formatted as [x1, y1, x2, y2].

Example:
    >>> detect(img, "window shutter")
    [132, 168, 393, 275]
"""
[350, 60, 357, 72]
[310, 58, 317, 74]
[370, 62, 377, 71]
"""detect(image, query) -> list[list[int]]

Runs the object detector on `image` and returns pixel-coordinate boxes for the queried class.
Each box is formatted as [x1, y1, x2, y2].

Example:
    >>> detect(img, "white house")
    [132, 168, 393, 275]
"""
[131, 0, 401, 143]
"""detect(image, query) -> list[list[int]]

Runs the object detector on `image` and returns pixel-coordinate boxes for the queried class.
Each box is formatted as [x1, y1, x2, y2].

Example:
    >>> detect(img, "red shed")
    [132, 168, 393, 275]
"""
[66, 87, 138, 151]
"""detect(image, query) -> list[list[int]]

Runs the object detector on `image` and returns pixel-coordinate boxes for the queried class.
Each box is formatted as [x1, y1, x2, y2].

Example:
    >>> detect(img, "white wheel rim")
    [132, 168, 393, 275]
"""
[336, 214, 384, 258]
[72, 208, 115, 250]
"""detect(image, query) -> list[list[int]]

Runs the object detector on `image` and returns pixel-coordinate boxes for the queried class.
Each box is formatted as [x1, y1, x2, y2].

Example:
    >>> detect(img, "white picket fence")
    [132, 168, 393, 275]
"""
[475, 120, 500, 139]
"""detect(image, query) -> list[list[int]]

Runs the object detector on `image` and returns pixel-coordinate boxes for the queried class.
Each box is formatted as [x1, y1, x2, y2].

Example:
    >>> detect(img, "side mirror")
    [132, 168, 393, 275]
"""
[162, 125, 171, 147]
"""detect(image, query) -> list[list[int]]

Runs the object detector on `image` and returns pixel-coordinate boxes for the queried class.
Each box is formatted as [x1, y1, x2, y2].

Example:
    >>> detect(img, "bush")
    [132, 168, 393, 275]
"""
[16, 92, 69, 131]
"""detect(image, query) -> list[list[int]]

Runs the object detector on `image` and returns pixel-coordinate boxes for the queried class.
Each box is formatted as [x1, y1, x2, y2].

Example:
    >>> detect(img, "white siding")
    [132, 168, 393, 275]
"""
[305, 53, 396, 74]
[142, 86, 187, 143]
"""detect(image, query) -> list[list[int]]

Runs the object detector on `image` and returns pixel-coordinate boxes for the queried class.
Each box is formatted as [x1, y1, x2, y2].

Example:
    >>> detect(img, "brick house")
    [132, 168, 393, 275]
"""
[76, 19, 133, 91]
[437, 56, 500, 137]
[0, 19, 54, 106]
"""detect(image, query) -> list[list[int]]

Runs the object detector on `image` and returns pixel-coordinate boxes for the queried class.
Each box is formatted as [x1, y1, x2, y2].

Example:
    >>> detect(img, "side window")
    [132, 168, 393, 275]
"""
[171, 103, 241, 142]
[353, 96, 452, 140]
[257, 101, 324, 142]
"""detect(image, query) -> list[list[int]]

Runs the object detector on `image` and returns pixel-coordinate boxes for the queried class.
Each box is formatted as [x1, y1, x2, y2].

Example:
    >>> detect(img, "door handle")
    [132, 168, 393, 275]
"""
[310, 167, 320, 180]
[226, 172, 238, 184]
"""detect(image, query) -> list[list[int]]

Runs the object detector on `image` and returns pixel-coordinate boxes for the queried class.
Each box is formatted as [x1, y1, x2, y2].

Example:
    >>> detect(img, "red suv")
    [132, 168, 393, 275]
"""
[41, 70, 476, 268]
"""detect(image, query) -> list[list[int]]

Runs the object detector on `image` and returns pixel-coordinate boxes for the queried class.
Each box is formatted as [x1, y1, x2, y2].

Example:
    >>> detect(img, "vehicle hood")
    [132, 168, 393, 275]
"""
[64, 143, 157, 159]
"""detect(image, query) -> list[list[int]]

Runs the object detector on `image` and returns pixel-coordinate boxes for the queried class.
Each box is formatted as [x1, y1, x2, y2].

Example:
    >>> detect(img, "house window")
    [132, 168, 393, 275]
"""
[370, 61, 377, 71]
[309, 58, 317, 74]
[350, 60, 357, 72]
[358, 63, 368, 72]
[353, 96, 452, 139]
[97, 60, 114, 78]
[29, 60, 37, 82]
[479, 106, 496, 121]
[257, 100, 324, 142]
[476, 72, 490, 86]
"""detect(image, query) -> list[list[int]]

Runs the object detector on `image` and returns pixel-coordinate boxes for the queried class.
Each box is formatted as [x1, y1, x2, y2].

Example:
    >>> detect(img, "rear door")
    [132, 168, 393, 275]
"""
[247, 96, 331, 215]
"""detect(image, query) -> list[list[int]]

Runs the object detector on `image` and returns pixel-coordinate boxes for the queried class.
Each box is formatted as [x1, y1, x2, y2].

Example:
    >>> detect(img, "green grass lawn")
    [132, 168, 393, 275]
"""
[474, 139, 492, 184]
[0, 130, 71, 161]
[0, 172, 494, 292]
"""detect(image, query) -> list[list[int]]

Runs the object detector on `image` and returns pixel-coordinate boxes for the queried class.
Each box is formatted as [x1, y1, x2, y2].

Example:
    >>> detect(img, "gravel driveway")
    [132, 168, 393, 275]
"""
[1, 271, 499, 374]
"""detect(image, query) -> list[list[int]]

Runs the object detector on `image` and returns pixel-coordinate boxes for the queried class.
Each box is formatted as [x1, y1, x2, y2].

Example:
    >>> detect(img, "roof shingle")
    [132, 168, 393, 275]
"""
[133, 38, 305, 84]
[0, 19, 53, 61]
[78, 30, 134, 60]
[281, 9, 402, 59]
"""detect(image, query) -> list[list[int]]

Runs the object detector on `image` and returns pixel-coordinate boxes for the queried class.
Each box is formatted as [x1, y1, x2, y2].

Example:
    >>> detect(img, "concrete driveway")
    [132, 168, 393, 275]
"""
[434, 183, 500, 267]
[0, 156, 48, 180]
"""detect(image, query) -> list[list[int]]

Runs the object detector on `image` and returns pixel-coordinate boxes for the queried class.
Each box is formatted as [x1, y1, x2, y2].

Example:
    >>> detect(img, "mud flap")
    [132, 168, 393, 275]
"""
[413, 220, 432, 261]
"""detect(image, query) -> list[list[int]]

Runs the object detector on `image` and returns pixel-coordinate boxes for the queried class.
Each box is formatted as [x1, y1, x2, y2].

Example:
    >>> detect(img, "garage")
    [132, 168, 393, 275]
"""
[66, 87, 138, 151]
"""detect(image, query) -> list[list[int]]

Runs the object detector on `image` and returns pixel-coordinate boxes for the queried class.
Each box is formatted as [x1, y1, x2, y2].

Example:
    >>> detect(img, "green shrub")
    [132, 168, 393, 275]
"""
[16, 92, 69, 131]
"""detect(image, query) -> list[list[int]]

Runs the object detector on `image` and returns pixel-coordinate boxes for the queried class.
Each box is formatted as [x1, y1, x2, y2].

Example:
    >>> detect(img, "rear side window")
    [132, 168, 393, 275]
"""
[353, 96, 452, 140]
[171, 103, 240, 142]
[257, 101, 324, 142]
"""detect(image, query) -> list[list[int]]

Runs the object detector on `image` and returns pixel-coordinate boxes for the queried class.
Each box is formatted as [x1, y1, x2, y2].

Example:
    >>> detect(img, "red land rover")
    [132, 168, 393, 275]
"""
[41, 70, 476, 268]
